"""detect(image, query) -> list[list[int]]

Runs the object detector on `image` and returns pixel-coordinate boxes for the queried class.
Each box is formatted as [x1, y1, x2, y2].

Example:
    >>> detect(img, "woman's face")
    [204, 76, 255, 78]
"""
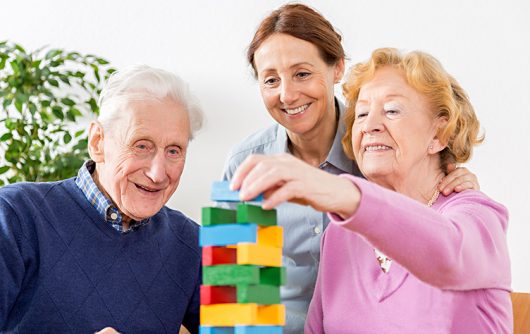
[351, 66, 443, 184]
[253, 33, 344, 137]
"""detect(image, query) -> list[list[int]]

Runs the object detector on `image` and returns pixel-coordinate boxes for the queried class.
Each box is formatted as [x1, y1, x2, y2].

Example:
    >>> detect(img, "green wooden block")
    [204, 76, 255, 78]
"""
[203, 265, 286, 287]
[202, 207, 237, 226]
[203, 265, 260, 286]
[259, 267, 286, 286]
[236, 203, 277, 226]
[237, 284, 280, 304]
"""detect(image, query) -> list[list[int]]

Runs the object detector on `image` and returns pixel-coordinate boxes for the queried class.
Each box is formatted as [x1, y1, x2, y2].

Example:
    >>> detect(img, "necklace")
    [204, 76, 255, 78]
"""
[374, 188, 440, 273]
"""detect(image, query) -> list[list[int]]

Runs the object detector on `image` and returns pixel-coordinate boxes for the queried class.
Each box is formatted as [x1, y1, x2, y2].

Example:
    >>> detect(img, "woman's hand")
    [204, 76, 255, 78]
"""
[230, 154, 361, 219]
[438, 164, 480, 196]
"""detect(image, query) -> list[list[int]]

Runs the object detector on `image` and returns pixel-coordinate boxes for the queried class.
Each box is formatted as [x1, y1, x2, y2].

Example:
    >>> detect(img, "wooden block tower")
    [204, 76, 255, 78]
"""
[199, 181, 285, 334]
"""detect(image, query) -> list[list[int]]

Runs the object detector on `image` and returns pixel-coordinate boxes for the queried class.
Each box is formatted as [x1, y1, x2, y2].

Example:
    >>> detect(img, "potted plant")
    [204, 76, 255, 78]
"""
[0, 41, 115, 185]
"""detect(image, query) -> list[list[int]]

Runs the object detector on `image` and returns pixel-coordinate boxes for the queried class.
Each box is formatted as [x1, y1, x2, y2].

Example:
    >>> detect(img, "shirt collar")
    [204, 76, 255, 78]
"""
[75, 160, 147, 233]
[274, 98, 357, 174]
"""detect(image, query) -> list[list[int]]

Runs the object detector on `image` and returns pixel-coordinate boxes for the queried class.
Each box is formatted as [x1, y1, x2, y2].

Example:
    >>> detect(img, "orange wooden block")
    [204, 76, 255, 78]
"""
[236, 243, 282, 267]
[257, 226, 283, 248]
[200, 303, 285, 326]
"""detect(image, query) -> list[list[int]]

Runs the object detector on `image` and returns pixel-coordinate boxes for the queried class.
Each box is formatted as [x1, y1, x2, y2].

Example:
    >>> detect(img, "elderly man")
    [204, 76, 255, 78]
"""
[0, 65, 203, 333]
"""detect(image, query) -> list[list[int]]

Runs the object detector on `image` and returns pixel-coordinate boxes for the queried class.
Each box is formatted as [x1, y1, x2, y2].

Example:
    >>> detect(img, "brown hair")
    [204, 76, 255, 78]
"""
[342, 48, 484, 173]
[247, 3, 345, 77]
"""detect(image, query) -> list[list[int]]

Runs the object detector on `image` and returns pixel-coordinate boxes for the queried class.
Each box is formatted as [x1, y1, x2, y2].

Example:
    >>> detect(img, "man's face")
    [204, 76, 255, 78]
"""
[93, 97, 190, 221]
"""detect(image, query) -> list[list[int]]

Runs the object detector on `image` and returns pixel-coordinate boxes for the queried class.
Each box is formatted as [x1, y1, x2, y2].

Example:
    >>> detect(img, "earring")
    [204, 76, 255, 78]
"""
[428, 145, 433, 150]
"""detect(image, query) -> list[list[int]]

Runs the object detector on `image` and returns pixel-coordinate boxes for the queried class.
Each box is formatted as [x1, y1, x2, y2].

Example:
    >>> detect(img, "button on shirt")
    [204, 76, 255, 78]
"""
[75, 160, 148, 233]
[221, 99, 361, 333]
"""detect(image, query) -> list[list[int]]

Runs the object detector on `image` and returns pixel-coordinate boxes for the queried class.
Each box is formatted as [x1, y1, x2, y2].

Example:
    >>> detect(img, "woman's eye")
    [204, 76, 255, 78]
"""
[385, 109, 401, 118]
[264, 77, 278, 85]
[356, 112, 368, 119]
[296, 72, 311, 79]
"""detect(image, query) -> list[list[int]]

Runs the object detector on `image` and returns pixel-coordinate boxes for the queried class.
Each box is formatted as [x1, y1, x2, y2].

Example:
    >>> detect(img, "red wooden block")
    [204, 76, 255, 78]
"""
[202, 246, 237, 265]
[200, 285, 236, 305]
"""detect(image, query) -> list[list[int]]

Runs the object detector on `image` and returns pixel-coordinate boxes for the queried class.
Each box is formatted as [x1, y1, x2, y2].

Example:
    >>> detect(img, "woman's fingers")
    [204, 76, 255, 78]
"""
[439, 166, 479, 195]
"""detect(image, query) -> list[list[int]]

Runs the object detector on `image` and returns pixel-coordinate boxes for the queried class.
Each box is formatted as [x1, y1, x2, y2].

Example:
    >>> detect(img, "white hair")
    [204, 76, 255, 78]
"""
[97, 64, 204, 140]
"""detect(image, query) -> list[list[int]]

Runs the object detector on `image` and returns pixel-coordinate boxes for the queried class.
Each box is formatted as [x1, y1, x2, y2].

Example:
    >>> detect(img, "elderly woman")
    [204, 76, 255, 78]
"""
[231, 48, 512, 333]
[223, 4, 479, 332]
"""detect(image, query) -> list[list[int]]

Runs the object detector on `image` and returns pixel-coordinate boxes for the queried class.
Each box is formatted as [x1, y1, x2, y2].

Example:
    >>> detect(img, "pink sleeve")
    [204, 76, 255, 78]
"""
[328, 175, 511, 290]
[304, 229, 326, 333]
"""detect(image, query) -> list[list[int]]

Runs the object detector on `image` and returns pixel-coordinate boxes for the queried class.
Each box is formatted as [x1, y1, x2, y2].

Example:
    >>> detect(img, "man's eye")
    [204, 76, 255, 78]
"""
[136, 144, 147, 150]
[167, 147, 182, 158]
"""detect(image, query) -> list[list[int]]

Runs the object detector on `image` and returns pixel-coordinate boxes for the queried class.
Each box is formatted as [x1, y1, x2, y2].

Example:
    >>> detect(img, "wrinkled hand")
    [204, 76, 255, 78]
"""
[438, 164, 480, 196]
[231, 154, 361, 218]
[95, 327, 120, 334]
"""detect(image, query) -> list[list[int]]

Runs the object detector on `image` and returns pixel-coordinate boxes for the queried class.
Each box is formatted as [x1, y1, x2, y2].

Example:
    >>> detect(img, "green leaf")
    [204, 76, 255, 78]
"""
[0, 57, 6, 70]
[45, 49, 61, 60]
[48, 79, 59, 87]
[10, 61, 20, 74]
[51, 106, 64, 120]
[74, 129, 85, 137]
[0, 166, 9, 175]
[5, 118, 15, 130]
[61, 97, 75, 106]
[63, 132, 72, 144]
[96, 58, 109, 65]
[0, 133, 13, 141]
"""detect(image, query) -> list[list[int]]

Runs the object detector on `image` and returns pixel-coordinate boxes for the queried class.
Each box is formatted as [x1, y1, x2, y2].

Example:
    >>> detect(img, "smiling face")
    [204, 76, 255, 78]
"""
[89, 96, 190, 221]
[253, 33, 344, 138]
[351, 66, 444, 186]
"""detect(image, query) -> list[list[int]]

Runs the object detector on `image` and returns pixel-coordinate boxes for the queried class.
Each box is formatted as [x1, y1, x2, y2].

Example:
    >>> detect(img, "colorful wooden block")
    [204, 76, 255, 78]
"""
[200, 285, 236, 305]
[259, 267, 286, 286]
[200, 224, 257, 246]
[237, 243, 282, 267]
[237, 204, 277, 226]
[257, 226, 283, 248]
[237, 284, 280, 304]
[200, 303, 285, 326]
[200, 284, 280, 305]
[203, 265, 260, 286]
[199, 326, 283, 334]
[211, 181, 263, 202]
[202, 207, 237, 226]
[203, 265, 286, 286]
[203, 246, 237, 266]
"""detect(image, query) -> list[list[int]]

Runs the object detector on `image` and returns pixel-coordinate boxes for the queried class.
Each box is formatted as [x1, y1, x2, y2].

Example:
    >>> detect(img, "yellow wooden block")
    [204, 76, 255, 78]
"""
[256, 304, 285, 325]
[200, 303, 285, 326]
[201, 303, 256, 326]
[257, 226, 283, 248]
[237, 243, 282, 267]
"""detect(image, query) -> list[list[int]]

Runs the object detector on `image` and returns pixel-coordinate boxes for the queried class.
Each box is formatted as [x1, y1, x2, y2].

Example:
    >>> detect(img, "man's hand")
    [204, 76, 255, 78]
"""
[95, 327, 120, 334]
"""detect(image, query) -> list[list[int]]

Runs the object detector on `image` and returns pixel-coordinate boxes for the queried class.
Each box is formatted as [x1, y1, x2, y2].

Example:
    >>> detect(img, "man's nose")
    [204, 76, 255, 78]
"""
[145, 151, 167, 184]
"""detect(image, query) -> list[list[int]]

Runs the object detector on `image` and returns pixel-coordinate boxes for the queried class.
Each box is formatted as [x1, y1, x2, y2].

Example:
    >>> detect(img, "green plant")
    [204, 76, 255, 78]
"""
[0, 41, 115, 185]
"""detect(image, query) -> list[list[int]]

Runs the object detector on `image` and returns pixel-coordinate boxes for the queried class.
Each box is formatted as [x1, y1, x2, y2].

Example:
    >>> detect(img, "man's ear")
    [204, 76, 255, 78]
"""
[333, 58, 345, 84]
[87, 121, 105, 163]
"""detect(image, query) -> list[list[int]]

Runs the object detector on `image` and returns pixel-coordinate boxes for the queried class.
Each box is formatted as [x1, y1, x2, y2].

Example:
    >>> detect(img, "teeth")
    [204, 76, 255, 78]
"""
[285, 104, 309, 115]
[365, 145, 391, 152]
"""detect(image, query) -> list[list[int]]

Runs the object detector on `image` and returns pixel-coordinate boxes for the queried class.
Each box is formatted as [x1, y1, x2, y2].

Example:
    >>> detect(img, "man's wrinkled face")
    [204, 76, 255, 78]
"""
[93, 97, 190, 221]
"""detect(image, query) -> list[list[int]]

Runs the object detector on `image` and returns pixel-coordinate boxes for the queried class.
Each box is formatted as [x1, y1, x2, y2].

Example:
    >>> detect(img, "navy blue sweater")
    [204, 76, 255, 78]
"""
[0, 178, 201, 333]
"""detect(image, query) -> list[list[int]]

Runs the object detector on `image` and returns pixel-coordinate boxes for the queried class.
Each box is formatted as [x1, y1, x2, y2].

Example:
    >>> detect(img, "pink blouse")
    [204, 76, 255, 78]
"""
[305, 176, 512, 334]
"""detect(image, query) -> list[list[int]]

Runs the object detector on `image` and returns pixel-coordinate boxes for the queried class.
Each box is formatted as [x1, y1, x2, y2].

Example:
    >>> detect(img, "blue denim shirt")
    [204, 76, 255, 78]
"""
[222, 99, 361, 333]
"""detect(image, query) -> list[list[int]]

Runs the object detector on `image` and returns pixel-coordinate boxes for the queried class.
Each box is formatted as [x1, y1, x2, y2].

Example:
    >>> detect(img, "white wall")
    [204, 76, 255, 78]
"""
[2, 0, 529, 291]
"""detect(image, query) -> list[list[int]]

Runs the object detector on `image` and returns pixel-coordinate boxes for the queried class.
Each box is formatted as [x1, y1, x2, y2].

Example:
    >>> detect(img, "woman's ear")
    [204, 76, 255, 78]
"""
[87, 121, 105, 163]
[334, 58, 345, 84]
[429, 117, 448, 154]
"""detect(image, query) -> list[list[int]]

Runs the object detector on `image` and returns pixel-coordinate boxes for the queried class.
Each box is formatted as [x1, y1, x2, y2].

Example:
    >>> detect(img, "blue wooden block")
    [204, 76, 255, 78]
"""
[235, 326, 282, 334]
[211, 181, 263, 202]
[200, 224, 257, 246]
[200, 327, 232, 334]
[199, 326, 282, 334]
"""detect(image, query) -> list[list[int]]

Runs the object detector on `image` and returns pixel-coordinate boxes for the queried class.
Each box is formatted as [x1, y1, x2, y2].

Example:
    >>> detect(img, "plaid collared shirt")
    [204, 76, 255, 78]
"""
[75, 160, 148, 233]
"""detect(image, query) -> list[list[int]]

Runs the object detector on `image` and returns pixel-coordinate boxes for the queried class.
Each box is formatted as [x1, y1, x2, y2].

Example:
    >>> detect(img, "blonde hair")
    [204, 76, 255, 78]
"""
[342, 48, 483, 172]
